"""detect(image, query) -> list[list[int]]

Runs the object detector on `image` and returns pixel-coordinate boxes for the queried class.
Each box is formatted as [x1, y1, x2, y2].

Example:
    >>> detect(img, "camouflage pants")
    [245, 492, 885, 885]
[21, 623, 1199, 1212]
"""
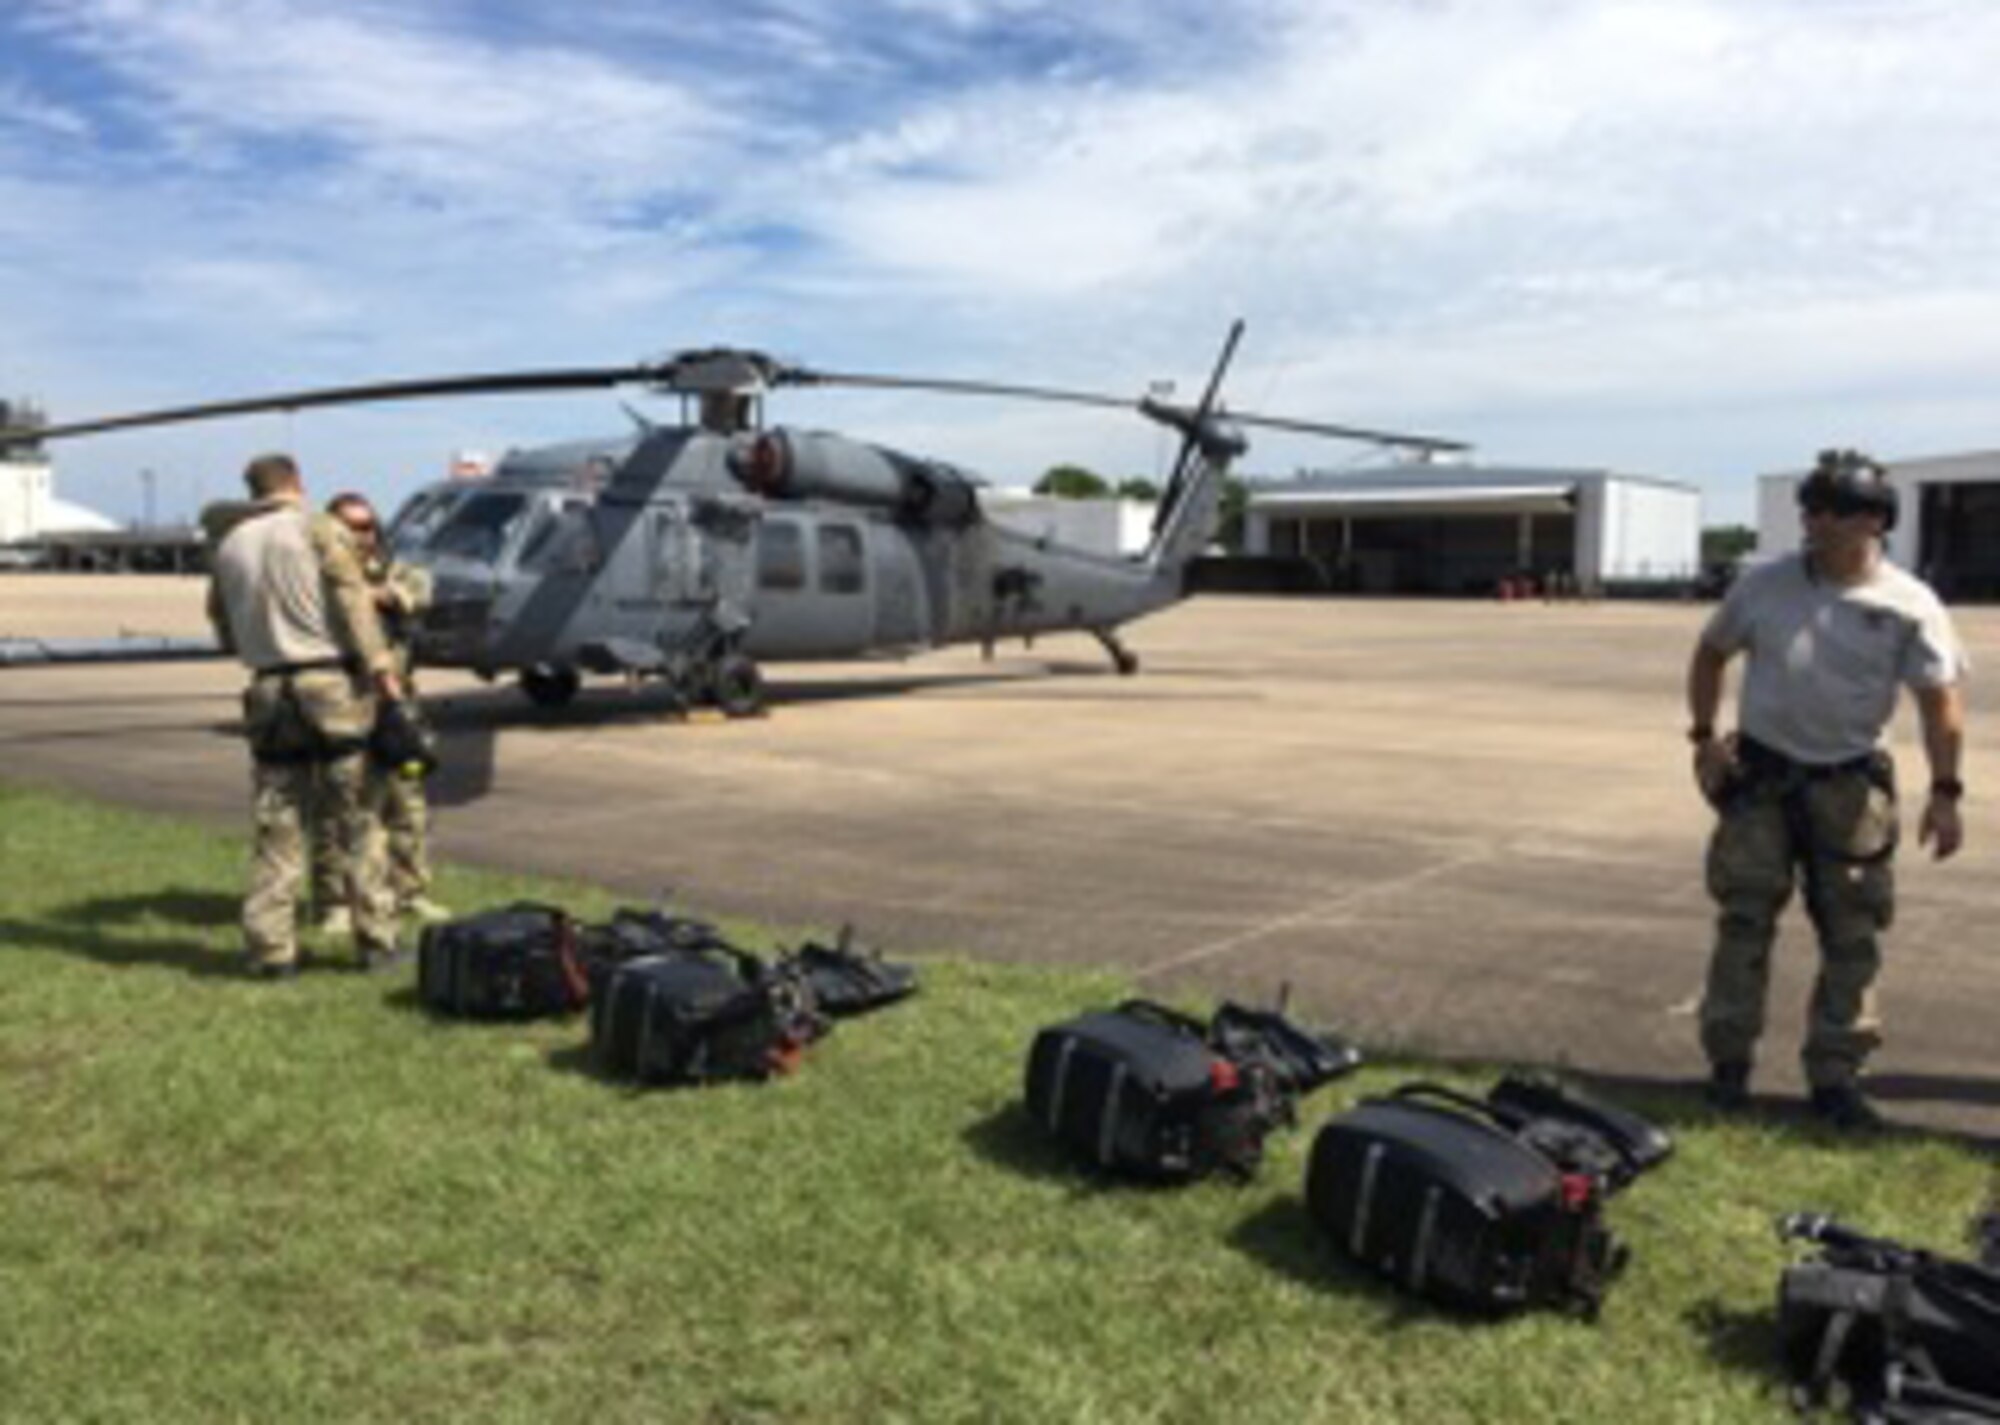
[1699, 756, 1897, 1089]
[245, 752, 397, 966]
[312, 768, 430, 909]
[241, 668, 395, 966]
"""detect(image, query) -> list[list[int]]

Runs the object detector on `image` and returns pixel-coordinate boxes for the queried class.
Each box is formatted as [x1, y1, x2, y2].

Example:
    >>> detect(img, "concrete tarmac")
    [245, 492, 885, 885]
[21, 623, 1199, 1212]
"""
[3, 574, 1995, 1137]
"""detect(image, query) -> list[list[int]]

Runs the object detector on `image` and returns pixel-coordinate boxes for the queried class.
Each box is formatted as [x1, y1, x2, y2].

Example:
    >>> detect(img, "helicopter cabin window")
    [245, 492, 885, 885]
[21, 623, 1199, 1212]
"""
[518, 499, 599, 572]
[818, 523, 864, 595]
[426, 491, 531, 563]
[757, 520, 806, 592]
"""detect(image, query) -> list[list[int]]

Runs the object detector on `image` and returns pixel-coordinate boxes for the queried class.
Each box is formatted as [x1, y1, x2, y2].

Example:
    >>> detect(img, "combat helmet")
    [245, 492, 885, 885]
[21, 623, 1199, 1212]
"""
[1797, 448, 1897, 532]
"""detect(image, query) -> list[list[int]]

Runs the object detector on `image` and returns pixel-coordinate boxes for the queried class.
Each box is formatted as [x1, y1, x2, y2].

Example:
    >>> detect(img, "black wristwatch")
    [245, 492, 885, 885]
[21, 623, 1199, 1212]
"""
[1687, 723, 1715, 746]
[1930, 777, 1965, 801]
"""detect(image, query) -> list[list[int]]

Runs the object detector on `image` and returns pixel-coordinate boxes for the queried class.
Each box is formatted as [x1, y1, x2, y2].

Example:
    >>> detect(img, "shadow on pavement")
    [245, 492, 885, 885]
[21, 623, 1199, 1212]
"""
[1865, 1072, 2000, 1109]
[1554, 1066, 2000, 1154]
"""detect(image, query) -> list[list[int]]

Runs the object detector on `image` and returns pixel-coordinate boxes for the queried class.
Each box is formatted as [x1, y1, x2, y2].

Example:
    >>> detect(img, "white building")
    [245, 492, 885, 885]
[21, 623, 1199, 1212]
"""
[1756, 449, 2000, 599]
[1243, 464, 1701, 594]
[978, 490, 1157, 558]
[0, 452, 118, 546]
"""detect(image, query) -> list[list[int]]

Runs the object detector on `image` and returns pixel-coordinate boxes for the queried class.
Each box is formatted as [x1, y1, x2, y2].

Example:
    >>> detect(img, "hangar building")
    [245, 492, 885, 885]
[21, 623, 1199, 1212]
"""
[1242, 463, 1701, 595]
[1756, 449, 2000, 600]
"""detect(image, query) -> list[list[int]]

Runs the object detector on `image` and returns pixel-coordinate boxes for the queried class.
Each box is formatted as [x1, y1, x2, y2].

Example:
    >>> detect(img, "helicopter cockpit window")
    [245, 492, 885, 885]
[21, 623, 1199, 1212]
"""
[517, 499, 599, 573]
[757, 520, 806, 592]
[425, 491, 531, 563]
[818, 523, 864, 595]
[387, 486, 460, 558]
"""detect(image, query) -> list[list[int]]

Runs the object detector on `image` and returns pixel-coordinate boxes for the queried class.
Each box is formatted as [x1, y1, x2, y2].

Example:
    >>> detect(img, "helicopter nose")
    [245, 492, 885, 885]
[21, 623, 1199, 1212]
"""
[418, 589, 494, 663]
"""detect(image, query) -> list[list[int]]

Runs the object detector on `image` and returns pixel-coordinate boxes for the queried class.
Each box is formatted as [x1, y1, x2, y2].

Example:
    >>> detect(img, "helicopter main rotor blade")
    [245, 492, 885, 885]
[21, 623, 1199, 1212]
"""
[783, 366, 1467, 454]
[8, 366, 663, 442]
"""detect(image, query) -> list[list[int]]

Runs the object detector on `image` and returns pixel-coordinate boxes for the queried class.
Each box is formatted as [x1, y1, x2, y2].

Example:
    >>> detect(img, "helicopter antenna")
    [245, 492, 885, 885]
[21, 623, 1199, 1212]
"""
[619, 401, 659, 435]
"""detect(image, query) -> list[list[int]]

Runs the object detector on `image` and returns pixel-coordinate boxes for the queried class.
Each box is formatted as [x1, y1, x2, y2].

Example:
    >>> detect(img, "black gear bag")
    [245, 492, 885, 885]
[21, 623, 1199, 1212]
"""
[1023, 999, 1358, 1182]
[1304, 1081, 1656, 1318]
[417, 902, 589, 1019]
[589, 945, 826, 1085]
[1778, 1213, 2000, 1422]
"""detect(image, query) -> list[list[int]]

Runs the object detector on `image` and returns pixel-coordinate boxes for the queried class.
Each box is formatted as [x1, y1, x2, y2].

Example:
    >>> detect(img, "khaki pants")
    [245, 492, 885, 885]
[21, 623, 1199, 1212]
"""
[1699, 757, 1896, 1089]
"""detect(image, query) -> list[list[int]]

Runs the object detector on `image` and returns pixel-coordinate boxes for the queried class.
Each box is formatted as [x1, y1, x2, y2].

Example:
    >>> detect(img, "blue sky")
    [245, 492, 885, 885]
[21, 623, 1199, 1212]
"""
[3, 0, 1998, 527]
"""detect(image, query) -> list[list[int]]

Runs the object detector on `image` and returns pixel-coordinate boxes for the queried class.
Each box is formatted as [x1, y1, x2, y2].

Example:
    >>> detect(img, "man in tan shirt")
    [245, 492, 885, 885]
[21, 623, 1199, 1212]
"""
[207, 453, 406, 977]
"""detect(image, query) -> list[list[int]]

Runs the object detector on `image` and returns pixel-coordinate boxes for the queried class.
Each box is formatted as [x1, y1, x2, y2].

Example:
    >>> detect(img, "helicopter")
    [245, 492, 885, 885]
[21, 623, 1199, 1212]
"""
[1, 322, 1466, 715]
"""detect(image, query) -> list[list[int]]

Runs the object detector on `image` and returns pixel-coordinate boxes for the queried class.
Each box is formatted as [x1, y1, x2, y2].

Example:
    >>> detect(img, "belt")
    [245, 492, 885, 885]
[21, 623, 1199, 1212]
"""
[1737, 734, 1876, 780]
[253, 657, 351, 678]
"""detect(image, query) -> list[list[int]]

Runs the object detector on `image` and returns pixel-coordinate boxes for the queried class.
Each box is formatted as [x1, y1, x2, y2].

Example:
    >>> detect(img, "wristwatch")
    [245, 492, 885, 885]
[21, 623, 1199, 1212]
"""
[1687, 723, 1715, 745]
[1930, 777, 1965, 800]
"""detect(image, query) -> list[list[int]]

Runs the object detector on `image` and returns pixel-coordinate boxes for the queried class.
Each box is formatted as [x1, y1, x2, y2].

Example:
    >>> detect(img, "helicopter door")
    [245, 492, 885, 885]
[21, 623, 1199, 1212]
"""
[650, 506, 711, 608]
[741, 515, 869, 659]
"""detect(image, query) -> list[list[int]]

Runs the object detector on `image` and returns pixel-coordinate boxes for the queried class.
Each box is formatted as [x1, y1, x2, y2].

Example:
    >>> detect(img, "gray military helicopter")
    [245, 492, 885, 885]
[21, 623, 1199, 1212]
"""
[2, 323, 1465, 714]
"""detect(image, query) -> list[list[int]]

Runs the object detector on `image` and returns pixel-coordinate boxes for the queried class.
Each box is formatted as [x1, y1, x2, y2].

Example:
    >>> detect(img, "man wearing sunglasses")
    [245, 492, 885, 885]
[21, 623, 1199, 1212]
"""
[1685, 449, 1967, 1130]
[311, 492, 448, 931]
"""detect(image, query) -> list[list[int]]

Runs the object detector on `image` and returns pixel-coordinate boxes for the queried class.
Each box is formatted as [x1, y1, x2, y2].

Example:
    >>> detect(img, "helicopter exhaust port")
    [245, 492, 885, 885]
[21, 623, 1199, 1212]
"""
[729, 430, 977, 527]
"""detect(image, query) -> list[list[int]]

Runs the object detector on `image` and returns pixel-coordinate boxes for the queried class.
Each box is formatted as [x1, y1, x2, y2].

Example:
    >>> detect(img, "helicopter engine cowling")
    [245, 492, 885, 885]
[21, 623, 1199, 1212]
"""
[730, 429, 978, 527]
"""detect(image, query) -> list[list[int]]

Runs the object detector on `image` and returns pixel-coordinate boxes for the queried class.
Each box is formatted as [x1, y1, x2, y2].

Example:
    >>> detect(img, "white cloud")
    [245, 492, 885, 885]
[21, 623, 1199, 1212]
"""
[7, 0, 2000, 531]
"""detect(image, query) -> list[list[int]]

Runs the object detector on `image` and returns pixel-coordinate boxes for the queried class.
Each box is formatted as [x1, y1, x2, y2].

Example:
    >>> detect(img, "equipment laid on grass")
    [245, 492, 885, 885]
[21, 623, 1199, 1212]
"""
[417, 902, 589, 1019]
[1304, 1080, 1668, 1318]
[1778, 1212, 2000, 1422]
[1024, 998, 1359, 1182]
[790, 926, 919, 1016]
[589, 945, 828, 1084]
[1486, 1073, 1675, 1191]
[577, 906, 732, 963]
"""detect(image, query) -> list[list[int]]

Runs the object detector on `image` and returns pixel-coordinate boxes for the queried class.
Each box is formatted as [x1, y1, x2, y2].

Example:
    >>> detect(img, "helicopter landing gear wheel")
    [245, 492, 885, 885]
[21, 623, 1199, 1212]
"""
[519, 665, 581, 709]
[1093, 628, 1140, 677]
[713, 654, 765, 719]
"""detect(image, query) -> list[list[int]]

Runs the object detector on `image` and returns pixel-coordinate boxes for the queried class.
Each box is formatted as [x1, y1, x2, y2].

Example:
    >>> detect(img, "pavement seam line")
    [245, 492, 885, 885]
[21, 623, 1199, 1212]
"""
[1133, 848, 1494, 982]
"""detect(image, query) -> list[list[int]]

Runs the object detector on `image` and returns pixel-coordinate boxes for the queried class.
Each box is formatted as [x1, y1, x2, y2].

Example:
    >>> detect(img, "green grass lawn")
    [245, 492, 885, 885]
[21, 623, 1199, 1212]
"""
[1, 779, 1993, 1423]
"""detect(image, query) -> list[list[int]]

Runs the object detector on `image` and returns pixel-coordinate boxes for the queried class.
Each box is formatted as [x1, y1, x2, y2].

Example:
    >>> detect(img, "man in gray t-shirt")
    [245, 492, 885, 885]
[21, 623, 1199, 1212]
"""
[1685, 449, 1967, 1130]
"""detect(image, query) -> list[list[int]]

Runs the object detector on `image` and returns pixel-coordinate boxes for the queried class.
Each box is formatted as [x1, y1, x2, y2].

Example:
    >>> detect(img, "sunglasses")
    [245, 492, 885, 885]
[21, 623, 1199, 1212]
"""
[1801, 495, 1879, 520]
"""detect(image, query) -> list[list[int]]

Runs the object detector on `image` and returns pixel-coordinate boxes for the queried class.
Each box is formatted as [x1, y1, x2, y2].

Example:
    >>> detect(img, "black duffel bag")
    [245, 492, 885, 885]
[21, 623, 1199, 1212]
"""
[1023, 999, 1305, 1182]
[1778, 1212, 2000, 1422]
[417, 902, 588, 1019]
[1304, 1083, 1631, 1318]
[590, 946, 825, 1085]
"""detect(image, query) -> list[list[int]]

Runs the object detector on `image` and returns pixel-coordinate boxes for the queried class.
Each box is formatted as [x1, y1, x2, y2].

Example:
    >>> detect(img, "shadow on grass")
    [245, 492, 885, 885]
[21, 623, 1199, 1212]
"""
[958, 1103, 1212, 1199]
[0, 915, 243, 979]
[1684, 1296, 1781, 1383]
[1226, 1197, 1448, 1329]
[960, 1104, 1080, 1186]
[52, 887, 239, 928]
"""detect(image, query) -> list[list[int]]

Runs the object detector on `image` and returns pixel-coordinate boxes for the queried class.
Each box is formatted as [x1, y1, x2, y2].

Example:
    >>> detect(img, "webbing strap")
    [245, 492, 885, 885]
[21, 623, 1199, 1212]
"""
[1811, 1309, 1858, 1397]
[1046, 1038, 1076, 1133]
[1352, 1143, 1384, 1257]
[1097, 1062, 1127, 1166]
